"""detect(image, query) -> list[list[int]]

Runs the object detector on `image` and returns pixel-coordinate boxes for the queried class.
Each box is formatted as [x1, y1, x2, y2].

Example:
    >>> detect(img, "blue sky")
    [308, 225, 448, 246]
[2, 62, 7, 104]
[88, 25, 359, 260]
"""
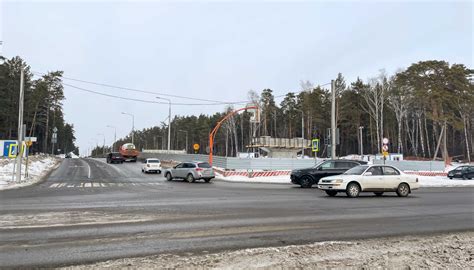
[1, 1, 472, 154]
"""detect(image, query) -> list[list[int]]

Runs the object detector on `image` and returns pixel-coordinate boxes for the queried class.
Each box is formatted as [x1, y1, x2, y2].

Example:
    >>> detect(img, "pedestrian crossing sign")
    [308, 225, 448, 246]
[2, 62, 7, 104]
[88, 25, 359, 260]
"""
[312, 139, 320, 152]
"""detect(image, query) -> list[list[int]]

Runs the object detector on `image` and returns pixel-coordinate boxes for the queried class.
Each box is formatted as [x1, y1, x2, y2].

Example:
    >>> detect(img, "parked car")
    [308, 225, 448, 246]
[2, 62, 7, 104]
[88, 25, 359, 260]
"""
[164, 161, 215, 183]
[65, 153, 72, 158]
[142, 158, 162, 174]
[106, 152, 124, 164]
[290, 159, 367, 188]
[318, 164, 420, 198]
[448, 165, 474, 180]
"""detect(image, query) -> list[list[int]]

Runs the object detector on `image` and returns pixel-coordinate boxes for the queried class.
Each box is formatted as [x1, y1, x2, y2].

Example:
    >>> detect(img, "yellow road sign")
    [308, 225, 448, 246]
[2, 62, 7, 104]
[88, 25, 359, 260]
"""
[193, 143, 200, 151]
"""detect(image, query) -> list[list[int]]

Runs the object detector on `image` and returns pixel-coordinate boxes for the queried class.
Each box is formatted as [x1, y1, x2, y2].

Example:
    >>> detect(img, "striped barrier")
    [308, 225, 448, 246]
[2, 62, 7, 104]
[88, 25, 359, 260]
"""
[213, 168, 291, 178]
[214, 168, 448, 178]
[404, 171, 448, 177]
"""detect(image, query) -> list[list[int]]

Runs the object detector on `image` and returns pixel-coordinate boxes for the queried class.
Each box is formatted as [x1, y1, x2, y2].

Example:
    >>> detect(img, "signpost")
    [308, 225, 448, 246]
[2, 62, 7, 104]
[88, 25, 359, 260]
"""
[382, 137, 389, 164]
[193, 143, 200, 154]
[311, 139, 320, 152]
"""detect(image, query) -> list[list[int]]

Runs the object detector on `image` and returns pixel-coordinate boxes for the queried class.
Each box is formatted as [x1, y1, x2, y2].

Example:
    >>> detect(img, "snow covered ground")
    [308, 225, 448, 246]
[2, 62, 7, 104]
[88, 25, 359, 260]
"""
[215, 172, 474, 187]
[62, 232, 473, 269]
[0, 155, 60, 190]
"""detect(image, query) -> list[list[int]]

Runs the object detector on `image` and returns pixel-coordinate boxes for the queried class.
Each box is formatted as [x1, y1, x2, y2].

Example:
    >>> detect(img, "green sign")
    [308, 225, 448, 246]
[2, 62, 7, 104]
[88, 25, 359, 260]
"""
[312, 139, 320, 152]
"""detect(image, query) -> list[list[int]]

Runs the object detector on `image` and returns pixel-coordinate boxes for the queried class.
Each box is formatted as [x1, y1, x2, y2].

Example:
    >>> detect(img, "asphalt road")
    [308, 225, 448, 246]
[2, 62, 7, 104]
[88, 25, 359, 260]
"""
[0, 158, 473, 268]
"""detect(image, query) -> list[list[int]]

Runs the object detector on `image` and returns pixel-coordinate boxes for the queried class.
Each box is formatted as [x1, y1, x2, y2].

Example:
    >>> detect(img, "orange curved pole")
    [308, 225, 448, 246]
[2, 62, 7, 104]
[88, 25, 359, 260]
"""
[209, 106, 258, 165]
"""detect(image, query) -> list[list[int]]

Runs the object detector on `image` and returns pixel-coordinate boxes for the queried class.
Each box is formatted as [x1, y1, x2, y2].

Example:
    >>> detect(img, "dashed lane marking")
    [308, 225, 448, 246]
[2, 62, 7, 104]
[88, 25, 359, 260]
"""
[46, 182, 163, 189]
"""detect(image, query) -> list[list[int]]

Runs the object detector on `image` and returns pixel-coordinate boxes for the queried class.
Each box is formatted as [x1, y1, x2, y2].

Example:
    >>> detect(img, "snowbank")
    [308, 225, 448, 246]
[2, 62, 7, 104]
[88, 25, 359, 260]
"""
[216, 172, 474, 187]
[0, 155, 60, 190]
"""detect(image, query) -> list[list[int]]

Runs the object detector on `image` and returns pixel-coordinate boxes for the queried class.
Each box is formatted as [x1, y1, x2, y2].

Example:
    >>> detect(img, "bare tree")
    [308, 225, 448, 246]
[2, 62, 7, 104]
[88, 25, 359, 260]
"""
[360, 71, 387, 153]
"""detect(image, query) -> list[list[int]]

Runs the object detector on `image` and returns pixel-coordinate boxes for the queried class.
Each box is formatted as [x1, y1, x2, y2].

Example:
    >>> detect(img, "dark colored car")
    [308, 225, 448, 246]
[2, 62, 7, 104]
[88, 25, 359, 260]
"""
[106, 152, 124, 164]
[448, 165, 473, 180]
[290, 159, 367, 188]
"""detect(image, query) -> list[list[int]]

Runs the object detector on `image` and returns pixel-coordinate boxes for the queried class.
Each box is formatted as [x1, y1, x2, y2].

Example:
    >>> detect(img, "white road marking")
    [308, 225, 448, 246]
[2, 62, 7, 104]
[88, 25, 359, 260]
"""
[85, 183, 92, 187]
[87, 163, 91, 179]
[50, 183, 60, 188]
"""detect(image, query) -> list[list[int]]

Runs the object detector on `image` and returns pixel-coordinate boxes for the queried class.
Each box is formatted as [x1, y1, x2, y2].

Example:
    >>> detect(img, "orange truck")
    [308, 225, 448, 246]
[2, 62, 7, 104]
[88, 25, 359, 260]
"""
[119, 143, 139, 162]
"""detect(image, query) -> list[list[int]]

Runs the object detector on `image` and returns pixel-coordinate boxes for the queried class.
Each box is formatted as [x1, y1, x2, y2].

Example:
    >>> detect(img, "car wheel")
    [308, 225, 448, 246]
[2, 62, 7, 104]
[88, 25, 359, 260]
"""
[449, 177, 453, 179]
[204, 178, 211, 183]
[141, 169, 144, 173]
[325, 190, 337, 197]
[166, 173, 173, 181]
[300, 176, 313, 188]
[396, 183, 410, 197]
[374, 192, 384, 196]
[346, 183, 360, 198]
[186, 174, 195, 183]
[157, 170, 161, 174]
[462, 175, 468, 180]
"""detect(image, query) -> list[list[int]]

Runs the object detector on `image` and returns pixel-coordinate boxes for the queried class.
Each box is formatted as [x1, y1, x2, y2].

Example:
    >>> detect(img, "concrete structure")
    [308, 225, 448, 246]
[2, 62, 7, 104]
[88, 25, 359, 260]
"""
[248, 136, 311, 158]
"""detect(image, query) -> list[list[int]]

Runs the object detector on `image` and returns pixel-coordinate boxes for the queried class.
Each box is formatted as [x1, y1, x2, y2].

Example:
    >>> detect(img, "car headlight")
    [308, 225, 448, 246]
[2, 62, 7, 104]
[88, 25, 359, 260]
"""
[332, 179, 344, 183]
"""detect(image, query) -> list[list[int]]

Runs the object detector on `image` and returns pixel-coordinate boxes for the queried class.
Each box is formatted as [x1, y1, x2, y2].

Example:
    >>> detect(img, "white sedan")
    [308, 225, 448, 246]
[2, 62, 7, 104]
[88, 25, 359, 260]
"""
[141, 158, 162, 174]
[318, 165, 419, 198]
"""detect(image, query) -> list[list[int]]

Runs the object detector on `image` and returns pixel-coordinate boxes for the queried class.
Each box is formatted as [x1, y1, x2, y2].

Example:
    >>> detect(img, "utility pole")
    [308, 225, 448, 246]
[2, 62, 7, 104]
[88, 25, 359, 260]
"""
[331, 79, 336, 159]
[157, 97, 172, 153]
[359, 126, 364, 157]
[15, 68, 25, 181]
[300, 111, 304, 158]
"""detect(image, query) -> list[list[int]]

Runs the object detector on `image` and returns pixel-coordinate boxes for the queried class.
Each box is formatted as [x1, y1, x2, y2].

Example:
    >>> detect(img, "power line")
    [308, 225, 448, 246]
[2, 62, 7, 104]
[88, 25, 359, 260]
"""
[34, 70, 332, 104]
[33, 70, 244, 104]
[62, 83, 247, 106]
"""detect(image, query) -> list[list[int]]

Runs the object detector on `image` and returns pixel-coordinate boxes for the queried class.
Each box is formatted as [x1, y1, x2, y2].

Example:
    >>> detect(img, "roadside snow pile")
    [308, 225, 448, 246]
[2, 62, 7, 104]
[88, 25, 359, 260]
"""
[418, 175, 474, 187]
[62, 232, 473, 269]
[0, 155, 59, 190]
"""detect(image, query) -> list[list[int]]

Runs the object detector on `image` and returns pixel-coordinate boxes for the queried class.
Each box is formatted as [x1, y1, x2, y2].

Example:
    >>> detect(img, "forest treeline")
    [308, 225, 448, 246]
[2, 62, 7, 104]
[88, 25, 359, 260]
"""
[104, 60, 473, 161]
[1, 56, 470, 160]
[0, 56, 78, 155]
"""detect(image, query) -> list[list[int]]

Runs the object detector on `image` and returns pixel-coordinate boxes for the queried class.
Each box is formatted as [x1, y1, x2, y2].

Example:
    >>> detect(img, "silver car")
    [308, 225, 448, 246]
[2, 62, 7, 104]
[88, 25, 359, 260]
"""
[164, 161, 215, 183]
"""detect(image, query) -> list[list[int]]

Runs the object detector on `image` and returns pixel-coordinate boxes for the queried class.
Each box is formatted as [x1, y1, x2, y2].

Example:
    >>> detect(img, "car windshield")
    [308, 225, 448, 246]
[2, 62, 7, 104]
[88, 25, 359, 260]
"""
[198, 162, 212, 168]
[344, 165, 369, 175]
[147, 160, 160, 163]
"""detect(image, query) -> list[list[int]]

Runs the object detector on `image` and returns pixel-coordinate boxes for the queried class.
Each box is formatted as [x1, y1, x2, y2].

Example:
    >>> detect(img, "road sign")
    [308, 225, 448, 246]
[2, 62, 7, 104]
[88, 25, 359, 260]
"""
[25, 137, 37, 142]
[382, 151, 389, 157]
[311, 139, 320, 152]
[193, 143, 200, 151]
[382, 137, 389, 144]
[26, 141, 33, 147]
[382, 145, 389, 152]
[53, 127, 58, 133]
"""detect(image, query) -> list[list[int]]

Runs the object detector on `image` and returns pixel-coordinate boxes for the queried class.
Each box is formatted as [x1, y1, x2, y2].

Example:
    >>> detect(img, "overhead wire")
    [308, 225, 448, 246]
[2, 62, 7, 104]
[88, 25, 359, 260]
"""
[35, 71, 332, 106]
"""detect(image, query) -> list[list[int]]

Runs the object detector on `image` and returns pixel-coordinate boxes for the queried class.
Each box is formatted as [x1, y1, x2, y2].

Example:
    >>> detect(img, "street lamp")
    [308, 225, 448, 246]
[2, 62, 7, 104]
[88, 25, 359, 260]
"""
[178, 130, 188, 153]
[121, 112, 135, 145]
[156, 97, 171, 153]
[106, 125, 117, 152]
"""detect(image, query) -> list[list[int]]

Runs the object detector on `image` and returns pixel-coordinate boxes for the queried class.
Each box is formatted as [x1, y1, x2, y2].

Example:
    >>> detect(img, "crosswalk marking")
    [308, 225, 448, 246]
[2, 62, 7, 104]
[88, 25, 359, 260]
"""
[45, 182, 162, 189]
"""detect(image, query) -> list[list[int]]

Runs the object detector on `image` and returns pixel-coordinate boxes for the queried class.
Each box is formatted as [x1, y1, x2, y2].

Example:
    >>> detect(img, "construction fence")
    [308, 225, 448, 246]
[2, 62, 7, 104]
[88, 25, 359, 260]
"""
[139, 152, 446, 172]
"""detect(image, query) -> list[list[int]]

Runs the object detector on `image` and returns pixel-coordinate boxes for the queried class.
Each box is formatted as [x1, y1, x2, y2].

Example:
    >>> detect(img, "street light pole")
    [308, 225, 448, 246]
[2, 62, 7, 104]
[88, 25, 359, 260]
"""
[121, 112, 135, 145]
[15, 68, 25, 181]
[106, 125, 117, 152]
[331, 79, 336, 159]
[157, 97, 172, 153]
[359, 126, 364, 157]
